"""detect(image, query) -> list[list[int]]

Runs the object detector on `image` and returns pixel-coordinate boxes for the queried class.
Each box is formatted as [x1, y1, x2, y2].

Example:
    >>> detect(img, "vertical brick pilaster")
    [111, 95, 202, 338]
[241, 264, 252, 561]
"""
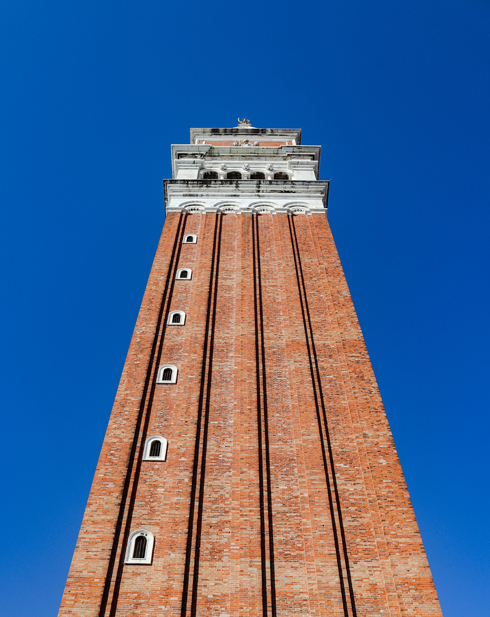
[59, 210, 443, 617]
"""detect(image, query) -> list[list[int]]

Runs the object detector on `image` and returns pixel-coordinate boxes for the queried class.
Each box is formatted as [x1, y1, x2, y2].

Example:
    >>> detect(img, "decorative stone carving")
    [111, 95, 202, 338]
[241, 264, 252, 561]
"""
[219, 164, 227, 171]
[266, 164, 273, 171]
[233, 141, 238, 146]
[254, 141, 259, 146]
[243, 164, 250, 172]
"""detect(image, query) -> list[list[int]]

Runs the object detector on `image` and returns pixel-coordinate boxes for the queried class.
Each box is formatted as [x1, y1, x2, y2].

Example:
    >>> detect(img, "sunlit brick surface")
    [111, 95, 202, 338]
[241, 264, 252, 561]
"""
[59, 211, 442, 617]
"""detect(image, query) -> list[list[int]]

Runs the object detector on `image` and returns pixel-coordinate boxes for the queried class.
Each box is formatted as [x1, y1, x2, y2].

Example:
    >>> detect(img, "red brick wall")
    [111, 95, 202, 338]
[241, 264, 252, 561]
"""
[59, 212, 442, 617]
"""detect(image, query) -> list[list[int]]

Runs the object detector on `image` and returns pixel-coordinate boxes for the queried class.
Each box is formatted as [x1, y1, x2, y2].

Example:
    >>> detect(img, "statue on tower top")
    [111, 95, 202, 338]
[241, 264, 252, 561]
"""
[237, 118, 251, 125]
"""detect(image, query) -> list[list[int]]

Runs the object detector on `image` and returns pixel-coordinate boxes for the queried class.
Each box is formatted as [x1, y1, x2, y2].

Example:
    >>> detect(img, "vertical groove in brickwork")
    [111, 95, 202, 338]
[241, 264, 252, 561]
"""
[308, 217, 442, 616]
[301, 215, 399, 617]
[288, 215, 357, 617]
[180, 213, 223, 617]
[252, 214, 277, 617]
[100, 213, 188, 617]
[59, 205, 444, 617]
[191, 213, 223, 616]
[238, 213, 263, 617]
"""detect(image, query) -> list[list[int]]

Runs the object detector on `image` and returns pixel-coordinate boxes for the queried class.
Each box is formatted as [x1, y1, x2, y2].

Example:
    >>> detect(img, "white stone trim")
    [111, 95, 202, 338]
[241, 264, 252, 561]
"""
[175, 159, 202, 180]
[181, 161, 297, 179]
[189, 128, 302, 146]
[176, 268, 192, 280]
[171, 150, 319, 179]
[183, 203, 205, 213]
[143, 436, 168, 461]
[213, 200, 242, 209]
[218, 205, 240, 214]
[165, 180, 328, 215]
[169, 200, 321, 215]
[284, 202, 313, 216]
[288, 160, 318, 180]
[125, 530, 155, 565]
[248, 200, 280, 209]
[183, 234, 197, 244]
[168, 310, 186, 326]
[251, 205, 275, 214]
[156, 365, 178, 384]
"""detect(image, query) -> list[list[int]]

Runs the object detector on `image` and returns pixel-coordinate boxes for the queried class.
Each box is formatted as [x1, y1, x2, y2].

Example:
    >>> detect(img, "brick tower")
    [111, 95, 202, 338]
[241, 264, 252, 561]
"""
[59, 123, 443, 617]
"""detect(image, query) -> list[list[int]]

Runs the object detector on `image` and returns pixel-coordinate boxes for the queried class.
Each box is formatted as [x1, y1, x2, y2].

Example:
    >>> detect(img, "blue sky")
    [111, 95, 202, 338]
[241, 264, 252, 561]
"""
[1, 1, 489, 615]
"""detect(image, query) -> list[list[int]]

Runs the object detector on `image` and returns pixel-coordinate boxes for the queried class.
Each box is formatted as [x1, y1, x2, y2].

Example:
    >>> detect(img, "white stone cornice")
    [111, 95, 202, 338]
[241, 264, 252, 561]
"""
[189, 127, 302, 145]
[175, 159, 202, 179]
[163, 180, 329, 215]
[171, 145, 321, 180]
[288, 160, 319, 180]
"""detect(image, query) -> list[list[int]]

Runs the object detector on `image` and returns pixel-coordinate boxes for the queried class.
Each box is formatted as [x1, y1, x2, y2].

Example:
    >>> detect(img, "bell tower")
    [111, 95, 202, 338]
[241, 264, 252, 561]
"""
[59, 123, 443, 617]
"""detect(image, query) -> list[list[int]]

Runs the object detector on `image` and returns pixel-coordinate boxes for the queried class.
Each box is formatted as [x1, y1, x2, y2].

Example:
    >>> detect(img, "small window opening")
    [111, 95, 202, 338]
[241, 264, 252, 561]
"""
[186, 237, 193, 242]
[133, 536, 147, 559]
[144, 435, 168, 460]
[176, 268, 192, 280]
[157, 365, 177, 384]
[226, 171, 242, 180]
[274, 172, 289, 180]
[250, 172, 265, 179]
[168, 311, 185, 326]
[125, 530, 154, 564]
[203, 171, 218, 179]
[149, 440, 161, 457]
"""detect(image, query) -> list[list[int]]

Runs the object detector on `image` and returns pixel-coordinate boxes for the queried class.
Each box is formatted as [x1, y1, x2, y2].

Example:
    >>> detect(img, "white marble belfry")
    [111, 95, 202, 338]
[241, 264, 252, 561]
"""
[165, 126, 329, 216]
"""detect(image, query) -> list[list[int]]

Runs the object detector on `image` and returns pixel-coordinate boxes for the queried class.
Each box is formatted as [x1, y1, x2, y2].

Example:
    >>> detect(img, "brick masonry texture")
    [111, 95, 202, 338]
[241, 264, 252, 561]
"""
[59, 211, 443, 617]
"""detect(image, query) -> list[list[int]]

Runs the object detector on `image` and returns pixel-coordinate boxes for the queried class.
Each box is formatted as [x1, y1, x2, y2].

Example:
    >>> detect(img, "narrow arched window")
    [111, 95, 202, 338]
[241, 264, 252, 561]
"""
[157, 365, 177, 384]
[250, 172, 265, 179]
[133, 535, 147, 559]
[149, 440, 161, 457]
[177, 268, 192, 280]
[274, 172, 289, 180]
[226, 171, 242, 180]
[202, 171, 218, 179]
[143, 436, 168, 460]
[186, 237, 192, 243]
[183, 234, 197, 244]
[168, 310, 185, 326]
[124, 530, 155, 564]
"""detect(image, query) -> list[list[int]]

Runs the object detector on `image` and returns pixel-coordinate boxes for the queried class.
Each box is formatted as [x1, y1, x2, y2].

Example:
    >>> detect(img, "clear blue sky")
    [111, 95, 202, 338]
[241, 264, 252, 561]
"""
[1, 1, 489, 615]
